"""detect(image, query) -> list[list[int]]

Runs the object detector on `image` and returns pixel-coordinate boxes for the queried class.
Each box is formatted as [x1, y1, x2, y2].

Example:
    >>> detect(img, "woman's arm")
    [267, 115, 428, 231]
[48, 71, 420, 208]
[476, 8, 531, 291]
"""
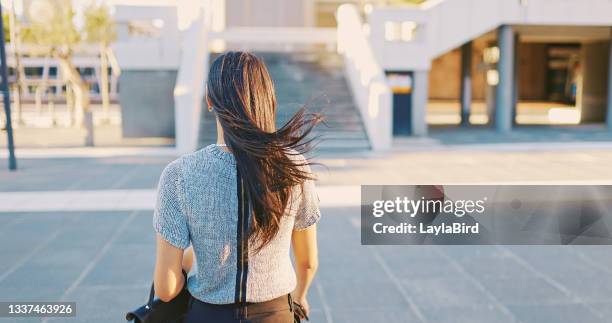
[291, 224, 319, 318]
[154, 234, 185, 302]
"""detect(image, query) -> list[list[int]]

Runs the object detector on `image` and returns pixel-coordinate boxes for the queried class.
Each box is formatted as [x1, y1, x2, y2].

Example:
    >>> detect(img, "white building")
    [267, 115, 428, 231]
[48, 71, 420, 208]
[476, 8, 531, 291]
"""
[6, 0, 612, 152]
[168, 0, 612, 153]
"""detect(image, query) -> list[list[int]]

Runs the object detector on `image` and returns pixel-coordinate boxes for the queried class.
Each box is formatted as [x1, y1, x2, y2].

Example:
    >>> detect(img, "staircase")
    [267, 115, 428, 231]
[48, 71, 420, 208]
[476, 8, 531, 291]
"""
[198, 51, 371, 152]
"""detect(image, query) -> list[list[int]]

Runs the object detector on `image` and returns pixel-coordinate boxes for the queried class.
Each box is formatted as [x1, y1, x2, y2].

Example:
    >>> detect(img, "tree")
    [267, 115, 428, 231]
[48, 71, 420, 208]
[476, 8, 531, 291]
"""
[2, 11, 9, 42]
[22, 0, 89, 127]
[84, 3, 117, 124]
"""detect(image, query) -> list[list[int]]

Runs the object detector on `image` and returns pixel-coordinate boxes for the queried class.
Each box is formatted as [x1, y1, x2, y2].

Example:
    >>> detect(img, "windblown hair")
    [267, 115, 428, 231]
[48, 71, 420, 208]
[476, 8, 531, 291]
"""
[206, 52, 323, 251]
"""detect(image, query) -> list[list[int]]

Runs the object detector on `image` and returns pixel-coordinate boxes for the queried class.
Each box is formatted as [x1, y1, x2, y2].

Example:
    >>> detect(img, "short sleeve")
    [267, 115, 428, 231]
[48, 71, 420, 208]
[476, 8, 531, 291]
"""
[153, 160, 190, 249]
[294, 165, 321, 231]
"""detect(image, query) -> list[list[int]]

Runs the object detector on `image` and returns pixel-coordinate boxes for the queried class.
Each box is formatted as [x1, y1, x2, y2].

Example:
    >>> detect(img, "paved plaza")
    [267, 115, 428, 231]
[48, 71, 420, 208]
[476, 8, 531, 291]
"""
[1, 145, 612, 322]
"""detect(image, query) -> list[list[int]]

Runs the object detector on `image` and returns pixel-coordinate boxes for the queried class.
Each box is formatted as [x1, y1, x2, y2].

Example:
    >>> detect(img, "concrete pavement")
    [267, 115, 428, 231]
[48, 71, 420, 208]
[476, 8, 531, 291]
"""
[1, 147, 612, 322]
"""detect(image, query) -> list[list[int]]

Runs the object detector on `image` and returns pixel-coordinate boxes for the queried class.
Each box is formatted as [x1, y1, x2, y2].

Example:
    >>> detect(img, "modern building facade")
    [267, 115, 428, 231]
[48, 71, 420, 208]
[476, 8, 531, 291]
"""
[6, 0, 612, 152]
[366, 0, 612, 136]
[187, 0, 612, 152]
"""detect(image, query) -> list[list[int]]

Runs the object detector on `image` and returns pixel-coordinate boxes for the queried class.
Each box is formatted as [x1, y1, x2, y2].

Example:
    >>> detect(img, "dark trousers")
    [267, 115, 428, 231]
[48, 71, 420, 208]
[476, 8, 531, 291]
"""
[184, 294, 293, 323]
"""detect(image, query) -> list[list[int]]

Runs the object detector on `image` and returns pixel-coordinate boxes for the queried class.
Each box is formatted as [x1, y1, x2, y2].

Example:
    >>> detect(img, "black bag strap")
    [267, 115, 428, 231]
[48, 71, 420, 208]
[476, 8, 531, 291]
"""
[147, 284, 155, 308]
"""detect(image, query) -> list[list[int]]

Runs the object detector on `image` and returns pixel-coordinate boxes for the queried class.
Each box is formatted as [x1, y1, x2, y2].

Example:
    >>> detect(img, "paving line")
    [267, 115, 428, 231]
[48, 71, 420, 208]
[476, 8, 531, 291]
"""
[393, 141, 612, 153]
[5, 181, 612, 213]
[0, 214, 75, 284]
[367, 245, 427, 322]
[0, 189, 155, 212]
[4, 141, 612, 160]
[59, 210, 139, 301]
[565, 247, 612, 275]
[39, 211, 139, 323]
[0, 214, 27, 235]
[109, 164, 141, 190]
[0, 147, 179, 159]
[63, 162, 117, 191]
[314, 279, 334, 323]
[0, 186, 361, 212]
[498, 246, 578, 300]
[432, 248, 519, 322]
[71, 283, 150, 291]
[498, 245, 607, 321]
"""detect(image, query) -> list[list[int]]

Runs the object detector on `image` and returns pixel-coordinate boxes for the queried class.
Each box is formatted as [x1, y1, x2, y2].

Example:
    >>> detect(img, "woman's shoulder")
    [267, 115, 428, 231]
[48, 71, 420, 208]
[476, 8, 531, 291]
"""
[285, 149, 312, 173]
[160, 145, 235, 179]
[285, 148, 308, 164]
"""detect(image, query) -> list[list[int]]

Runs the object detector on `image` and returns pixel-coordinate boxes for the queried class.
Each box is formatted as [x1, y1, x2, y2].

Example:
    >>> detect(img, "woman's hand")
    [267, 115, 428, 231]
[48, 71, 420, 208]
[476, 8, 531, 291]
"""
[294, 296, 310, 320]
[292, 224, 317, 321]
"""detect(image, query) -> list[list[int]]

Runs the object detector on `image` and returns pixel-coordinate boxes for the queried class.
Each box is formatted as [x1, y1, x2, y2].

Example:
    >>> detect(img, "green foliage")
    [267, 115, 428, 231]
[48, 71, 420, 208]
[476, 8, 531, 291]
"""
[2, 11, 9, 42]
[23, 0, 80, 54]
[19, 1, 118, 51]
[83, 3, 117, 45]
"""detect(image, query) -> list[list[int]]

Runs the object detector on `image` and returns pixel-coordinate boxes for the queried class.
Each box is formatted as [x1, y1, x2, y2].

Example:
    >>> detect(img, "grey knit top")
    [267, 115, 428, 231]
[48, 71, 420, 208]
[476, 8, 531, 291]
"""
[153, 144, 320, 304]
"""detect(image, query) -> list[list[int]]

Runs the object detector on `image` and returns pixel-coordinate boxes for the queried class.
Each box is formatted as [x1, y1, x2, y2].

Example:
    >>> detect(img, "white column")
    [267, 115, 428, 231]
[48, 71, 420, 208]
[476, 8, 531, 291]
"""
[210, 0, 226, 52]
[411, 70, 429, 136]
[174, 12, 208, 154]
[460, 42, 473, 126]
[495, 25, 515, 133]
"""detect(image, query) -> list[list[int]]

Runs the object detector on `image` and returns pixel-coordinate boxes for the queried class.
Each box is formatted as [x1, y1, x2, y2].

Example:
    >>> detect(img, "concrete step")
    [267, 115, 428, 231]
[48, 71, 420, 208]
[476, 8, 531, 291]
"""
[198, 51, 370, 151]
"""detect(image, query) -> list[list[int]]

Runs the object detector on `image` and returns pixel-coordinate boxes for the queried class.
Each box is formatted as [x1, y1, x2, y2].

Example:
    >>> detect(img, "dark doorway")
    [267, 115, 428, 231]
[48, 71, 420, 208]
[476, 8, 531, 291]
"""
[387, 71, 413, 136]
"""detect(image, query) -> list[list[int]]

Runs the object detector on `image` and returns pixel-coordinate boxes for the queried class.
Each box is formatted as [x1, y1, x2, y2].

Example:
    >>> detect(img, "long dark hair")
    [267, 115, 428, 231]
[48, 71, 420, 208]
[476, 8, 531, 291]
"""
[206, 51, 322, 251]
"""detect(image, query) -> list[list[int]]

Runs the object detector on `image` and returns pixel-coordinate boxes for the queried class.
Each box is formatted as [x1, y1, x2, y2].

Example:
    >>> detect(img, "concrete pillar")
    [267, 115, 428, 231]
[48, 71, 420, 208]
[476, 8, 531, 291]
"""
[607, 31, 612, 130]
[174, 14, 208, 154]
[513, 33, 520, 123]
[495, 25, 515, 133]
[460, 42, 473, 126]
[412, 70, 429, 136]
[581, 41, 610, 123]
